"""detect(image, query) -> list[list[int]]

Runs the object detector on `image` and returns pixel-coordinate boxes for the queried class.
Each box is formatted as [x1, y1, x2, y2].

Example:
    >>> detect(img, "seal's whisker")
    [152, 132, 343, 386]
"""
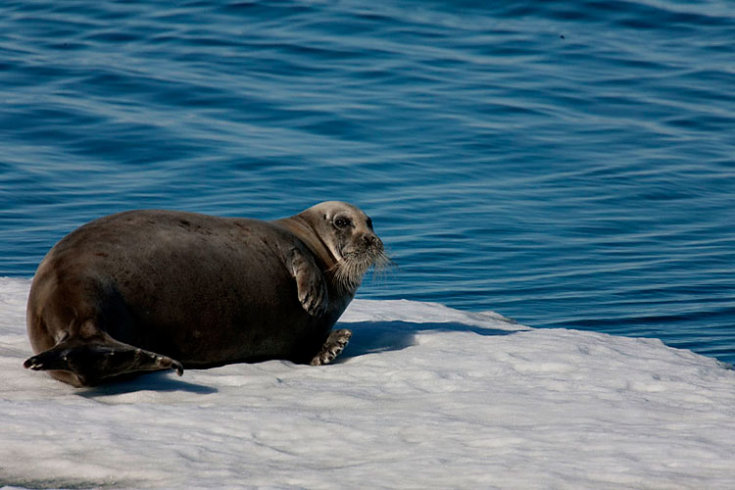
[367, 251, 395, 283]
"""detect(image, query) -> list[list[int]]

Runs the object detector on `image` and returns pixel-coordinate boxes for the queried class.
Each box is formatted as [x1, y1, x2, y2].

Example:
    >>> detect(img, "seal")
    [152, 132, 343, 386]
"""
[24, 201, 387, 387]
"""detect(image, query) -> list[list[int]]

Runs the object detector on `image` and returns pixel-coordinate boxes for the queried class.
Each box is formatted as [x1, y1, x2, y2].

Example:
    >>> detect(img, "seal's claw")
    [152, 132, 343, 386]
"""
[173, 361, 184, 376]
[155, 355, 184, 376]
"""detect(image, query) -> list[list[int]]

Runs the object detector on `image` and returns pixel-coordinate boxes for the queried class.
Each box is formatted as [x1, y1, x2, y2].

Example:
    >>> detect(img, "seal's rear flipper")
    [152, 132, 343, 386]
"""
[24, 338, 183, 387]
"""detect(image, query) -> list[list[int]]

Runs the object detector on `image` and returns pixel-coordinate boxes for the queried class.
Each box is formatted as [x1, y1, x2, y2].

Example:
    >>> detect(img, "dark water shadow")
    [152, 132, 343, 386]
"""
[337, 321, 520, 361]
[78, 371, 218, 398]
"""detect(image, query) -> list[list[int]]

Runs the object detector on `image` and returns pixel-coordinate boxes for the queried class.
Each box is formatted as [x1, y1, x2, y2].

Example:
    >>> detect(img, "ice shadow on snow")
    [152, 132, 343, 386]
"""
[79, 370, 218, 398]
[337, 321, 520, 361]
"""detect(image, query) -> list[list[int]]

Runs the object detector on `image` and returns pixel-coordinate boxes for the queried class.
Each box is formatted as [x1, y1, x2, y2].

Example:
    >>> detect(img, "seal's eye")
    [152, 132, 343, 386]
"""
[334, 216, 352, 229]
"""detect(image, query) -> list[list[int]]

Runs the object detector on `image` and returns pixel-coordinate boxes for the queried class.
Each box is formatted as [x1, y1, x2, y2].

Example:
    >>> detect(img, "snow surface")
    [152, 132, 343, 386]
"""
[1, 277, 734, 489]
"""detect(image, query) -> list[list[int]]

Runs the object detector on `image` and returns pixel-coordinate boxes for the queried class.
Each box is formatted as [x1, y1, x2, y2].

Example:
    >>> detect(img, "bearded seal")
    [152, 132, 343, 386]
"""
[24, 201, 387, 387]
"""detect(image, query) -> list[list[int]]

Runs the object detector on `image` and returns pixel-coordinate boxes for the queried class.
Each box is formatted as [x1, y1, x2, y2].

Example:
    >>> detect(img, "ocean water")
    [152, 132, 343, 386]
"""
[1, 1, 733, 363]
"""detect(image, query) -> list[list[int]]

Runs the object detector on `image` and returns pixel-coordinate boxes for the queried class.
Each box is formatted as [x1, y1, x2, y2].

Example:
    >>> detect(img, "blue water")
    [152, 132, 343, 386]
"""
[1, 1, 734, 364]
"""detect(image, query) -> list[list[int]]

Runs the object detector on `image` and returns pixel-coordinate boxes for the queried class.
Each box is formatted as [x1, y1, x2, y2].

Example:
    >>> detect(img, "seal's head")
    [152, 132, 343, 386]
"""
[280, 201, 388, 293]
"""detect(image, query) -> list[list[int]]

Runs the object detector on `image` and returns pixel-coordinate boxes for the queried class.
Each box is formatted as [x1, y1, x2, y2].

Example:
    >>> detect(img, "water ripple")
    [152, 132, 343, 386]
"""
[1, 0, 734, 362]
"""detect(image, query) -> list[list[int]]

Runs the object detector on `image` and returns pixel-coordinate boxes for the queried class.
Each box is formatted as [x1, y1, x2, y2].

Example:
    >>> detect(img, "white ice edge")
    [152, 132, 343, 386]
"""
[1, 277, 733, 489]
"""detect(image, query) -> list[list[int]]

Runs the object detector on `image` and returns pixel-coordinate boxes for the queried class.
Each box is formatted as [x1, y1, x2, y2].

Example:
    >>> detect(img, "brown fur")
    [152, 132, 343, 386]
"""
[25, 202, 385, 386]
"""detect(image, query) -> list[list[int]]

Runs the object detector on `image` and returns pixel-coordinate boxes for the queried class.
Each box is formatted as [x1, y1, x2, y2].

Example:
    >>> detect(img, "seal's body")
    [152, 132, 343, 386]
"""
[24, 202, 386, 387]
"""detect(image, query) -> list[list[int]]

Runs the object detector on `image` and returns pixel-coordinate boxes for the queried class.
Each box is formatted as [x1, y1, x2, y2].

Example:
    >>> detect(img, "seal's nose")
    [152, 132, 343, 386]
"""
[362, 233, 383, 251]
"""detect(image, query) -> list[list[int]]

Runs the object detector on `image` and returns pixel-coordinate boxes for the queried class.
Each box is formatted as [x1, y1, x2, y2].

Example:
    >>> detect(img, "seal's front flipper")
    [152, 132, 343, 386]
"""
[24, 337, 183, 387]
[310, 328, 352, 366]
[289, 247, 329, 317]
